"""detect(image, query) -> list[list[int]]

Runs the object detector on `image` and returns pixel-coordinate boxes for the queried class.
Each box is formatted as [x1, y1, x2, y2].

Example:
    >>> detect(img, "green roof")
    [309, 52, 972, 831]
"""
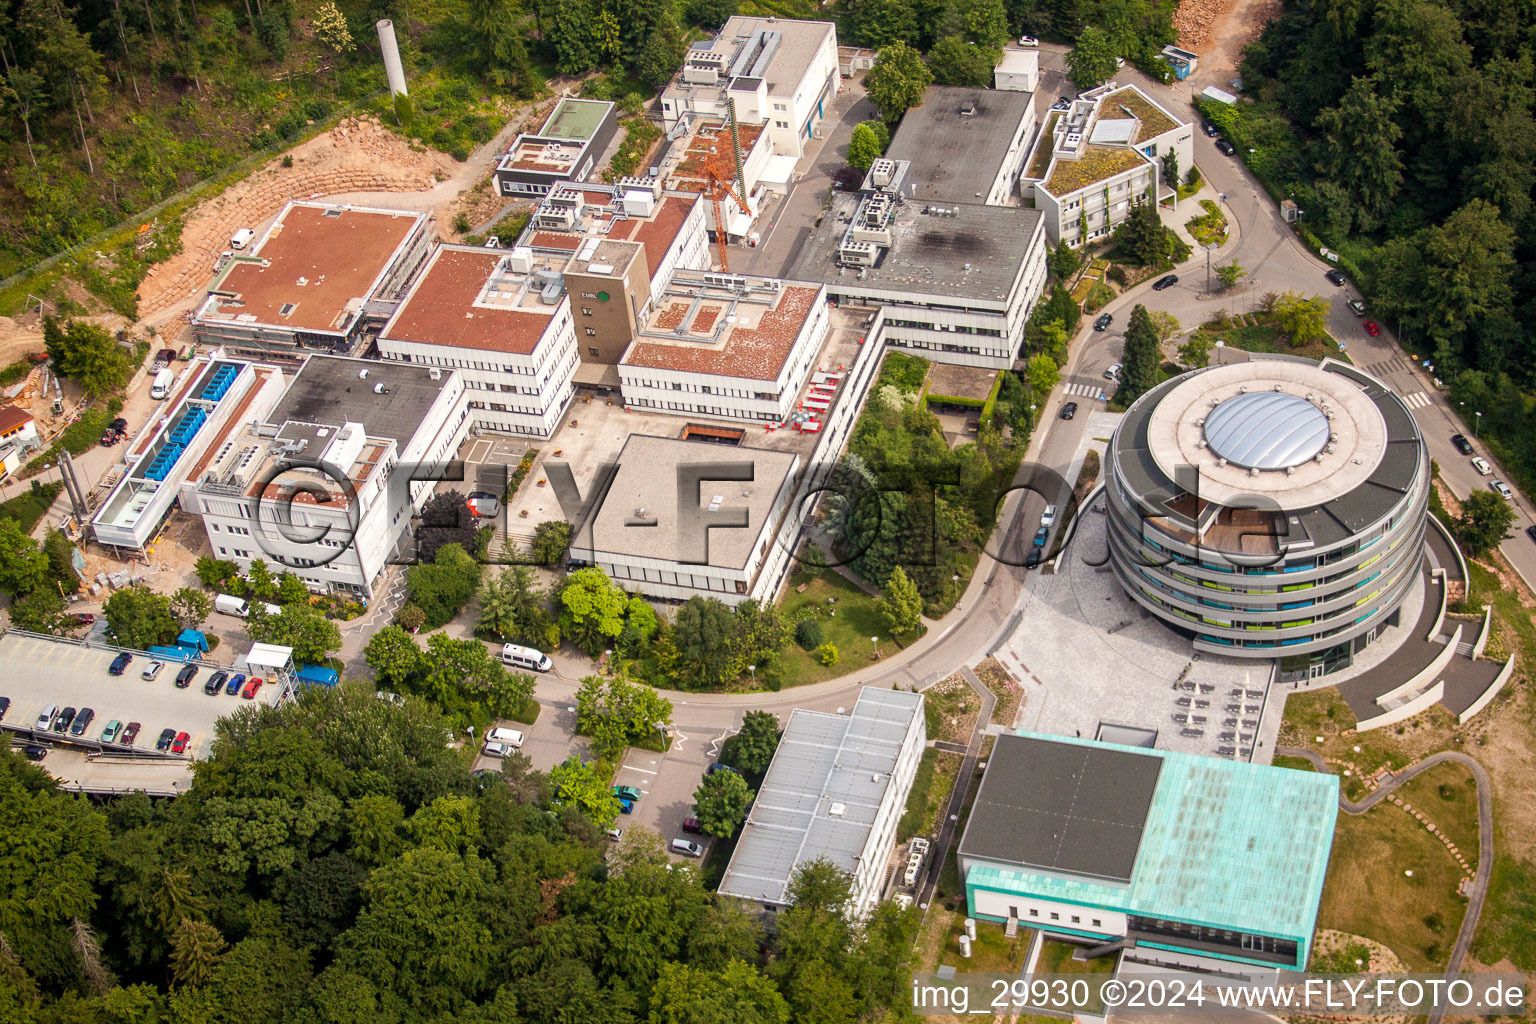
[966, 733, 1338, 942]
[542, 98, 611, 141]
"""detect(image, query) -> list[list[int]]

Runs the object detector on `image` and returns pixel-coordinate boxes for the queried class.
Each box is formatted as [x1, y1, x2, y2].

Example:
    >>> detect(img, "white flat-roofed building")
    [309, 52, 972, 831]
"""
[191, 201, 435, 361]
[885, 86, 1036, 208]
[93, 358, 288, 551]
[376, 244, 580, 437]
[183, 355, 468, 597]
[785, 160, 1049, 367]
[661, 16, 840, 161]
[719, 687, 926, 918]
[994, 46, 1040, 92]
[570, 433, 801, 606]
[619, 271, 829, 423]
[1021, 82, 1194, 247]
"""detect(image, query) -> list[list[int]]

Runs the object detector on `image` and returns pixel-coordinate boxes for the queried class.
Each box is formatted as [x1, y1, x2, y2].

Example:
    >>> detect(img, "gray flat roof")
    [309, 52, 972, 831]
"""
[958, 732, 1162, 883]
[719, 688, 924, 904]
[583, 434, 799, 569]
[271, 355, 451, 442]
[885, 87, 1034, 205]
[786, 193, 1042, 304]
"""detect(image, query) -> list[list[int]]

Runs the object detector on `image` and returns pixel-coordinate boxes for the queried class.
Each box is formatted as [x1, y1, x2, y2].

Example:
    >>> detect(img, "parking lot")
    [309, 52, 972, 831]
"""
[0, 633, 280, 790]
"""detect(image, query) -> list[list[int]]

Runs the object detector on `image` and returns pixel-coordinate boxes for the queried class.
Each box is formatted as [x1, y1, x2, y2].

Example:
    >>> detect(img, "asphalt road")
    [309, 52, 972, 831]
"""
[1278, 746, 1492, 1024]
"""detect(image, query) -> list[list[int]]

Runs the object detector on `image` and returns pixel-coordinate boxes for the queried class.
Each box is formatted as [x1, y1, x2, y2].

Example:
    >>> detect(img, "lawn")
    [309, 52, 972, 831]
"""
[899, 747, 962, 843]
[1034, 938, 1117, 976]
[1394, 761, 1480, 861]
[925, 673, 981, 745]
[919, 912, 1029, 973]
[1316, 791, 1470, 969]
[1277, 687, 1431, 800]
[776, 570, 894, 685]
[1196, 315, 1344, 364]
[0, 481, 63, 534]
[1185, 199, 1228, 247]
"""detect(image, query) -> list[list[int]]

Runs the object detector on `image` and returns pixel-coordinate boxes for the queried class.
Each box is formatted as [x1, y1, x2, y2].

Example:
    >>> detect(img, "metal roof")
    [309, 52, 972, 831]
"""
[963, 733, 1339, 940]
[1089, 118, 1137, 145]
[718, 688, 924, 905]
[1202, 390, 1331, 470]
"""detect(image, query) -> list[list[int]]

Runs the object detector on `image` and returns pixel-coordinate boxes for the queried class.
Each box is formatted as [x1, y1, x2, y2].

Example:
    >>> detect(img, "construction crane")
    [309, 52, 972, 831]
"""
[702, 156, 750, 272]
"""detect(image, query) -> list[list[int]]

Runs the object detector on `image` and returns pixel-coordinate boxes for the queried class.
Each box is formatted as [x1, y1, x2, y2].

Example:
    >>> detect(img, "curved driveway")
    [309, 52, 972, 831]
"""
[1277, 745, 1493, 1023]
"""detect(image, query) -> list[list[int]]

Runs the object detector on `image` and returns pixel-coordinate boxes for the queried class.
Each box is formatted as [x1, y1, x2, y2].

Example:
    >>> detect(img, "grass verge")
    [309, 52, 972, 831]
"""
[776, 570, 893, 685]
[898, 747, 961, 843]
[0, 481, 64, 534]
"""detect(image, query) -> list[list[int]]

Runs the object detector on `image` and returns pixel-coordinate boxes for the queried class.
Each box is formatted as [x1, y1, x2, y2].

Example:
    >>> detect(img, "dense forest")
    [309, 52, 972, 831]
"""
[0, 686, 921, 1023]
[1205, 0, 1536, 490]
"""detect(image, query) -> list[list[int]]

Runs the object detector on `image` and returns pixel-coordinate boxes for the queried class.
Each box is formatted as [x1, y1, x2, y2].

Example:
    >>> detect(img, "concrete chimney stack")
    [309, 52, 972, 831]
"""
[377, 20, 408, 97]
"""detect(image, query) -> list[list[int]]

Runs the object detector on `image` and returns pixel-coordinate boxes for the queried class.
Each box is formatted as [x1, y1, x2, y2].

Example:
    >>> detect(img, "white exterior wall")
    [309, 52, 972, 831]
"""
[960, 862, 1130, 937]
[1040, 164, 1157, 246]
[850, 702, 927, 917]
[986, 104, 1038, 206]
[768, 28, 839, 159]
[649, 199, 711, 294]
[590, 453, 800, 606]
[376, 305, 580, 438]
[619, 295, 829, 422]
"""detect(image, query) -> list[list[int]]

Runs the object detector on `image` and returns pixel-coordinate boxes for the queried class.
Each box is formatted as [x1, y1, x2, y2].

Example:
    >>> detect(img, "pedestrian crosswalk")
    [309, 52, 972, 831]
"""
[1363, 357, 1409, 377]
[1063, 381, 1106, 398]
[1401, 391, 1432, 410]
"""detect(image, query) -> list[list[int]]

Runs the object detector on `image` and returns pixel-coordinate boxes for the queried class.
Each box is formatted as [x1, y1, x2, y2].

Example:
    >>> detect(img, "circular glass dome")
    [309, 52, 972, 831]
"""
[1202, 391, 1330, 470]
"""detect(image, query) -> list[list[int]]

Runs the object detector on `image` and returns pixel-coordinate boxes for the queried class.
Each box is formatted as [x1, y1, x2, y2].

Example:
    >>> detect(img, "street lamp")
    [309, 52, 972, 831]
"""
[748, 664, 756, 687]
[1204, 242, 1220, 293]
[1474, 411, 1482, 438]
[871, 636, 880, 658]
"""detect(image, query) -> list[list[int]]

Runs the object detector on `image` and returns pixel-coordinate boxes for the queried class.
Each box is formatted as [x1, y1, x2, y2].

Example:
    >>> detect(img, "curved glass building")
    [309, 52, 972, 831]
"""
[1105, 358, 1429, 674]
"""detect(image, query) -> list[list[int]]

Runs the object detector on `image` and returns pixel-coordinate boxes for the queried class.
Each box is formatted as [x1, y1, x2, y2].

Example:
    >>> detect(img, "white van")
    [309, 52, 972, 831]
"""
[487, 726, 524, 748]
[149, 368, 174, 401]
[670, 838, 704, 858]
[500, 644, 552, 673]
[214, 594, 250, 618]
[230, 228, 255, 249]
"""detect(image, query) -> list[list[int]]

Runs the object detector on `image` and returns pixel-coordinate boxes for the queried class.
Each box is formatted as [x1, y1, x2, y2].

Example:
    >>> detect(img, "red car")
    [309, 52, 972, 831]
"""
[73, 613, 95, 626]
[171, 731, 190, 754]
[121, 721, 141, 745]
[1364, 320, 1380, 336]
[241, 677, 263, 699]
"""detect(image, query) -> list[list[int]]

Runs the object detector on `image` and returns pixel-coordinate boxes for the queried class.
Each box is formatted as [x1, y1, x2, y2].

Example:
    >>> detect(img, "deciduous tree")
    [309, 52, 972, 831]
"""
[926, 36, 997, 87]
[550, 755, 622, 826]
[246, 605, 341, 666]
[170, 587, 212, 628]
[103, 586, 177, 650]
[692, 768, 753, 837]
[848, 0, 918, 48]
[0, 519, 46, 596]
[846, 122, 883, 171]
[1272, 291, 1331, 346]
[876, 565, 924, 637]
[1065, 25, 1117, 87]
[866, 42, 932, 123]
[1455, 489, 1515, 555]
[559, 567, 627, 656]
[730, 710, 781, 775]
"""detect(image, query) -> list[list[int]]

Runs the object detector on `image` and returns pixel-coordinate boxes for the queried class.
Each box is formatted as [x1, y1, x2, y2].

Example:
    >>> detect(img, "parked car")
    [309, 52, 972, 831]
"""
[682, 817, 703, 834]
[618, 798, 635, 815]
[121, 722, 141, 745]
[226, 673, 246, 695]
[1017, 35, 1038, 46]
[1347, 298, 1366, 317]
[69, 707, 95, 736]
[241, 677, 263, 699]
[1104, 363, 1122, 380]
[1093, 313, 1113, 331]
[36, 704, 57, 730]
[204, 671, 228, 695]
[1033, 526, 1050, 547]
[482, 740, 512, 759]
[1451, 434, 1474, 455]
[670, 839, 704, 858]
[1363, 320, 1380, 336]
[175, 664, 198, 688]
[1026, 546, 1043, 569]
[1152, 274, 1179, 290]
[155, 349, 176, 369]
[606, 828, 625, 842]
[1325, 269, 1347, 286]
[171, 731, 191, 754]
[100, 720, 122, 743]
[1060, 401, 1078, 420]
[142, 660, 164, 681]
[1471, 457, 1491, 475]
[54, 707, 76, 733]
[614, 784, 643, 803]
[22, 745, 47, 761]
[1215, 140, 1236, 155]
[1527, 524, 1536, 544]
[109, 652, 133, 676]
[707, 763, 736, 776]
[1202, 120, 1220, 137]
[1040, 504, 1058, 528]
[1491, 480, 1514, 500]
[466, 491, 501, 519]
[0, 696, 9, 721]
[156, 728, 176, 751]
[73, 613, 95, 626]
